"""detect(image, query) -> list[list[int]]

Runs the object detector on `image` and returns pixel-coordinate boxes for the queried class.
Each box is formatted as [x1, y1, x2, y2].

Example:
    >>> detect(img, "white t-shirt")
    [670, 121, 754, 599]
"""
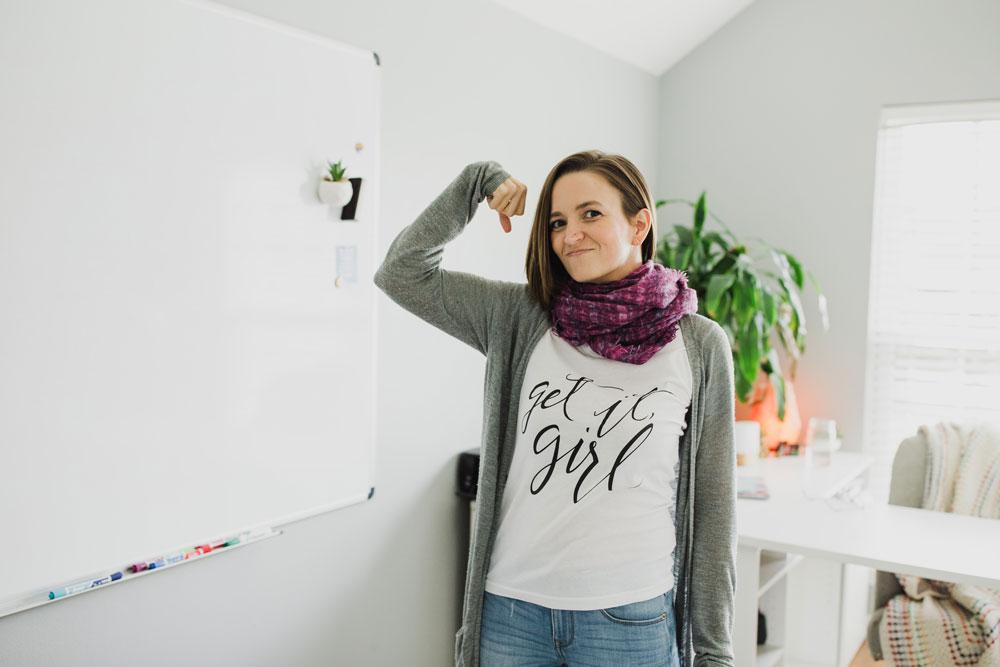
[484, 326, 693, 610]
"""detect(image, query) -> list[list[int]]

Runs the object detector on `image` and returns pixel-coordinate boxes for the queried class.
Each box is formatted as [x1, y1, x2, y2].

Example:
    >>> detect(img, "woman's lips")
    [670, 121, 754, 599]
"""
[567, 249, 592, 257]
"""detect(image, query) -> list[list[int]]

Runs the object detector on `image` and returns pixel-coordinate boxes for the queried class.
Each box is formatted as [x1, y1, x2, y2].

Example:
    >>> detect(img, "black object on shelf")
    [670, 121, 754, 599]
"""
[457, 449, 480, 499]
[339, 177, 363, 220]
[757, 610, 767, 645]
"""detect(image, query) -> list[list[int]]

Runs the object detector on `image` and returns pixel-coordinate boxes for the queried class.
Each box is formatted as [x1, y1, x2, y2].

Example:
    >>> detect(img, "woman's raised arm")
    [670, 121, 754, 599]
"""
[373, 160, 526, 355]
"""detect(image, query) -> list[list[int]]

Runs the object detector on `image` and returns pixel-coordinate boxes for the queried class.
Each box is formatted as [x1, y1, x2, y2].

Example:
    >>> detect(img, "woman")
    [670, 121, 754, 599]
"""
[374, 150, 737, 667]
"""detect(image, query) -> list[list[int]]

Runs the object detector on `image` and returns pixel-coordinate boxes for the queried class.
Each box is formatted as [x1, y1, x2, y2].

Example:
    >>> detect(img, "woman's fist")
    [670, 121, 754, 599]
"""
[486, 176, 527, 234]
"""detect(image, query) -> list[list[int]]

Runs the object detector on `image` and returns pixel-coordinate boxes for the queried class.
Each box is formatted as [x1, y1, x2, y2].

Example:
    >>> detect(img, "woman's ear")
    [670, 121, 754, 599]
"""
[633, 209, 652, 245]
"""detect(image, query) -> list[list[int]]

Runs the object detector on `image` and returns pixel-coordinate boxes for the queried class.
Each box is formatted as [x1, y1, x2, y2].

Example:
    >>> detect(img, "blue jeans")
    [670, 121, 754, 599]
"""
[480, 589, 681, 666]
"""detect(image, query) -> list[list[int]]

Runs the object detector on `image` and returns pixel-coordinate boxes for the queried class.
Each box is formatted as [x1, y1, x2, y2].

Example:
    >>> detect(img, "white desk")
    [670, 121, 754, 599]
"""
[735, 453, 1000, 667]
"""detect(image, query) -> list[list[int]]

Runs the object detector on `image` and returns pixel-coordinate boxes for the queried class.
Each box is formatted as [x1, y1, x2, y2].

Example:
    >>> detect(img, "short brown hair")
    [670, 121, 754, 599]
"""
[525, 149, 657, 311]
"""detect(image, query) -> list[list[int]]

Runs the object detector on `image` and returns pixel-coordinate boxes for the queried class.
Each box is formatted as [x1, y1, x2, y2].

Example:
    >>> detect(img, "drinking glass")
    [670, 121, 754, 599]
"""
[805, 418, 838, 467]
[801, 418, 839, 499]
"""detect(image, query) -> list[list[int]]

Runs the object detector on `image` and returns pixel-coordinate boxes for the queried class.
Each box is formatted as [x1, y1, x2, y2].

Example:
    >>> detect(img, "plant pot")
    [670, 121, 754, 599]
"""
[318, 179, 354, 206]
[736, 368, 801, 456]
[735, 368, 771, 421]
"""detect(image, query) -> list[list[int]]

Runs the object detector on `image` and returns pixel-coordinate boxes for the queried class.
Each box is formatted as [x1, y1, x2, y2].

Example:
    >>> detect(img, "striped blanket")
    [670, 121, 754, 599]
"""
[879, 421, 1000, 666]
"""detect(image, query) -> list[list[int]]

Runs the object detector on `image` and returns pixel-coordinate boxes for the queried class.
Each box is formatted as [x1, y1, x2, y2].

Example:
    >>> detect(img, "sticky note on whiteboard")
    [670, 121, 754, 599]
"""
[336, 245, 358, 284]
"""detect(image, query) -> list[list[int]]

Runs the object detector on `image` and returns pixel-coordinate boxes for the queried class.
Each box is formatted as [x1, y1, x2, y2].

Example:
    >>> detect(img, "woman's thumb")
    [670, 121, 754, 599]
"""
[499, 212, 511, 233]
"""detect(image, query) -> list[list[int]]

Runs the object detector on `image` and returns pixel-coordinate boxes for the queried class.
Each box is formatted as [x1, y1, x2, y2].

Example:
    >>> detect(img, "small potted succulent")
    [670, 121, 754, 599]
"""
[317, 159, 354, 206]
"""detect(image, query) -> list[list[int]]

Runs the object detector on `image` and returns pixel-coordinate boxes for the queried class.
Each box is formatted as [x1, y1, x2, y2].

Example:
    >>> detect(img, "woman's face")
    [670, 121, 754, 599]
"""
[549, 171, 651, 284]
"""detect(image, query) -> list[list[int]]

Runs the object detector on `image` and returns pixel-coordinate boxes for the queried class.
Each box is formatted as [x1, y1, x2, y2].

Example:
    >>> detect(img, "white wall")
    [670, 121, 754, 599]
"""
[655, 0, 1000, 470]
[0, 0, 657, 664]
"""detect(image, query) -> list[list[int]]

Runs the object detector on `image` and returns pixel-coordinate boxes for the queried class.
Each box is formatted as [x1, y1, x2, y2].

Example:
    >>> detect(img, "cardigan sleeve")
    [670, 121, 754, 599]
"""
[689, 320, 738, 667]
[373, 160, 518, 356]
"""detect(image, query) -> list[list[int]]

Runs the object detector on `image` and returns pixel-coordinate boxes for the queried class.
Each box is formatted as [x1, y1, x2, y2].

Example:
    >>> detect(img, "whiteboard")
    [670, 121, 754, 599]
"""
[0, 0, 380, 614]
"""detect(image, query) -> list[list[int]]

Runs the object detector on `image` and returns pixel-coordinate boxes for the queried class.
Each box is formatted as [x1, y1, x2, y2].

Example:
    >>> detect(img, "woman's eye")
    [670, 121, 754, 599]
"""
[549, 211, 599, 230]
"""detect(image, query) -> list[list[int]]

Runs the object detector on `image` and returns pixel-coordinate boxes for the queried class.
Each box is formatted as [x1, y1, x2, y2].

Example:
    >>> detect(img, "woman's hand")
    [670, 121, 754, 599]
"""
[486, 176, 527, 234]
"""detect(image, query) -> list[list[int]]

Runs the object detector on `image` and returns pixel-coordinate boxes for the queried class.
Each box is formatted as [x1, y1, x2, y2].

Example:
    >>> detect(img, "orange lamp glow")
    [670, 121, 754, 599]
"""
[747, 378, 802, 455]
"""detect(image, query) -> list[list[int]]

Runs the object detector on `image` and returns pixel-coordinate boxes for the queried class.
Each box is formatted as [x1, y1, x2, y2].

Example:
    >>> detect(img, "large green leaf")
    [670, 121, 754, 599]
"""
[708, 245, 744, 275]
[662, 245, 675, 268]
[760, 289, 777, 327]
[746, 272, 763, 310]
[693, 192, 706, 239]
[769, 371, 787, 421]
[735, 316, 762, 387]
[716, 291, 732, 323]
[817, 292, 829, 331]
[782, 250, 805, 290]
[679, 245, 693, 272]
[658, 238, 677, 269]
[778, 276, 806, 345]
[701, 231, 728, 253]
[776, 318, 800, 360]
[705, 274, 735, 316]
[674, 225, 693, 246]
[732, 274, 756, 329]
[735, 368, 753, 403]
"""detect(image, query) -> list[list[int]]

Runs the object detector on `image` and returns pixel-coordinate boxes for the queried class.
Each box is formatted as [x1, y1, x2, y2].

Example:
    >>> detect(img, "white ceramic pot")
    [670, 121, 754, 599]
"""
[317, 179, 354, 206]
[735, 420, 762, 465]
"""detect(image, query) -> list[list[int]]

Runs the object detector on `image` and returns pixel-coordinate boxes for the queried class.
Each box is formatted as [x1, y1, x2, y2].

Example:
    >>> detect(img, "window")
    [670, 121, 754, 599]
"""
[862, 100, 1000, 503]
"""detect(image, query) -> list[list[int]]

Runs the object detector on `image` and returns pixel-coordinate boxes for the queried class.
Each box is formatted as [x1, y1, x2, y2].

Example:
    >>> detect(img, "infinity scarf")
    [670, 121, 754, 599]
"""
[550, 260, 698, 365]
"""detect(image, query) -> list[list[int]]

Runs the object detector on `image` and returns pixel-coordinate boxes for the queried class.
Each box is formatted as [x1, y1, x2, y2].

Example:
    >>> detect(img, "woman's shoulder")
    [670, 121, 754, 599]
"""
[679, 314, 733, 381]
[506, 281, 549, 323]
[680, 312, 728, 349]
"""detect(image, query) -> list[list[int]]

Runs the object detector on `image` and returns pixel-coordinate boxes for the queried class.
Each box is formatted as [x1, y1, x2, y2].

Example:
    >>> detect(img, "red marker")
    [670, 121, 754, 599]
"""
[192, 539, 231, 556]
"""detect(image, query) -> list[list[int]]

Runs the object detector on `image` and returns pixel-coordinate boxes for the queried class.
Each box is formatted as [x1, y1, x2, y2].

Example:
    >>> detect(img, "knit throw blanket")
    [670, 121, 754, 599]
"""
[879, 421, 1000, 666]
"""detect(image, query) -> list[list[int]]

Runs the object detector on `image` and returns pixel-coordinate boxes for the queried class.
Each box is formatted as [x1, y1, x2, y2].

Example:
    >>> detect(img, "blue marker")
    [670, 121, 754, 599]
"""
[49, 571, 123, 600]
[147, 552, 185, 570]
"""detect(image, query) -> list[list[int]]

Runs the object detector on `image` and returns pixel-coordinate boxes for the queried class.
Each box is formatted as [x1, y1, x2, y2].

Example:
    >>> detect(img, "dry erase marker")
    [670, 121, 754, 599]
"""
[89, 571, 123, 588]
[49, 571, 122, 600]
[49, 580, 91, 600]
[194, 542, 223, 555]
[147, 552, 185, 570]
[128, 562, 149, 573]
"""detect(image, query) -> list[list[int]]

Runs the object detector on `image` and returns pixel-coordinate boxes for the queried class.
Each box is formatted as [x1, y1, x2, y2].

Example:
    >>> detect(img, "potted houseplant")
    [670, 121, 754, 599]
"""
[318, 159, 354, 206]
[654, 192, 829, 421]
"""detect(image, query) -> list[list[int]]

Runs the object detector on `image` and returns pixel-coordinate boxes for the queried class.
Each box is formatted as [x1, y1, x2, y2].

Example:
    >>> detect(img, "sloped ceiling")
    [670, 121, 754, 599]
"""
[490, 0, 757, 77]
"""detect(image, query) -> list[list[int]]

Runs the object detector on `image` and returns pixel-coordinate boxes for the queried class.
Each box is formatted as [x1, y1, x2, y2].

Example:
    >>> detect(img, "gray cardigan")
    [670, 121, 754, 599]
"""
[373, 161, 737, 667]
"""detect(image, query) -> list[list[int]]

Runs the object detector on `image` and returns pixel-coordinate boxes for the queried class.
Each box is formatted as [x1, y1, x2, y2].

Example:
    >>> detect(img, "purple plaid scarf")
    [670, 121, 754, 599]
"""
[550, 260, 698, 365]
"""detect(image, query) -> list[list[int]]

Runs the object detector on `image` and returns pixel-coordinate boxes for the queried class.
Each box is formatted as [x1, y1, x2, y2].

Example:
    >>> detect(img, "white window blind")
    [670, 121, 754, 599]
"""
[862, 100, 1000, 504]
